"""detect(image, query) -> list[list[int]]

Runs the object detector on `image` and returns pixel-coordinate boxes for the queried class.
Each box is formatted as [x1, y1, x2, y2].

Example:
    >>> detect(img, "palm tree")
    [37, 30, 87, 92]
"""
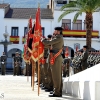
[58, 0, 100, 50]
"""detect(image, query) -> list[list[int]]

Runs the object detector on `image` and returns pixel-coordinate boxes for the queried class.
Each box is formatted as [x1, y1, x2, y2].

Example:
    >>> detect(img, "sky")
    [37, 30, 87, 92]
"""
[0, 0, 49, 8]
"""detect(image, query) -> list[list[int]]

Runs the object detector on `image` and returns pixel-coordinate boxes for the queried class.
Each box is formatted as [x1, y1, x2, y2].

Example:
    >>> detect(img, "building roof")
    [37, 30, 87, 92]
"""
[5, 8, 54, 19]
[0, 3, 9, 8]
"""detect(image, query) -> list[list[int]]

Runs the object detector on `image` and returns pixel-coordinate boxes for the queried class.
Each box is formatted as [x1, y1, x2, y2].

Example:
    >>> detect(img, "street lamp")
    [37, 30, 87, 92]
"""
[0, 26, 12, 56]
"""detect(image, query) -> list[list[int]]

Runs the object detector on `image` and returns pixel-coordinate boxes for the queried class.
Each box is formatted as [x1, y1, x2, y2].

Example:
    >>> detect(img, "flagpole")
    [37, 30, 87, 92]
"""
[32, 60, 35, 90]
[38, 42, 40, 96]
[27, 63, 29, 82]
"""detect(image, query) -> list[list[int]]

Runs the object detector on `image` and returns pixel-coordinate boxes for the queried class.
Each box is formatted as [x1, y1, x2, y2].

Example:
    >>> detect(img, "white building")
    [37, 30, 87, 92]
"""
[0, 0, 100, 59]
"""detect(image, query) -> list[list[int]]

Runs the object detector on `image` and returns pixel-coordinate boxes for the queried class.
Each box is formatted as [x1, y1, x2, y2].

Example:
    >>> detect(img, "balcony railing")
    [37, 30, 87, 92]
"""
[9, 36, 19, 44]
[63, 30, 99, 38]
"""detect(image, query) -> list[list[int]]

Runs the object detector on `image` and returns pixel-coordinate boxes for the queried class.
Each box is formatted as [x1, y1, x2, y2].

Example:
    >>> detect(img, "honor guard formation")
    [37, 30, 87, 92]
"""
[0, 27, 100, 97]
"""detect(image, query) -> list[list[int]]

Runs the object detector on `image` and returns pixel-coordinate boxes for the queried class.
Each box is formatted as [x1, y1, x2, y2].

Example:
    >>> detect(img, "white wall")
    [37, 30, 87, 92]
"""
[54, 11, 100, 31]
[63, 64, 100, 100]
[52, 10, 100, 50]
[64, 38, 100, 50]
[1, 18, 53, 53]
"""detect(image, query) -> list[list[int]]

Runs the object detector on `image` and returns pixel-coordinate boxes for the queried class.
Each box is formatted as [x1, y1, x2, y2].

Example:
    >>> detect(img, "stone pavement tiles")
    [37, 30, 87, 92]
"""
[0, 75, 82, 100]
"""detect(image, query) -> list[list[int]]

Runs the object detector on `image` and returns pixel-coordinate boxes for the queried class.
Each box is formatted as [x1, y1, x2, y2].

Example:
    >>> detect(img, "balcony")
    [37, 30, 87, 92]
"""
[62, 30, 99, 38]
[9, 36, 19, 44]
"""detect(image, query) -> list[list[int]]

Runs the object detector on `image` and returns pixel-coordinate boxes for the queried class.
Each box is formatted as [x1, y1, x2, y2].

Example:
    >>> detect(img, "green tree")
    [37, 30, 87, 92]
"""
[58, 0, 100, 50]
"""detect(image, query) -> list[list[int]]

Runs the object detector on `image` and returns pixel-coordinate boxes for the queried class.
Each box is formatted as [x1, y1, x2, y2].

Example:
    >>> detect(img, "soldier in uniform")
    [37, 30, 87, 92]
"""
[25, 62, 32, 76]
[63, 57, 70, 77]
[81, 45, 89, 71]
[45, 34, 54, 92]
[1, 52, 7, 75]
[42, 27, 64, 97]
[13, 52, 22, 76]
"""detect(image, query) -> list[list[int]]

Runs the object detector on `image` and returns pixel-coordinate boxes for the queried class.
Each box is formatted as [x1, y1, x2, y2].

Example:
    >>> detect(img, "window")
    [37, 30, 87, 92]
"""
[72, 20, 82, 30]
[23, 27, 45, 37]
[11, 27, 18, 36]
[84, 20, 86, 30]
[24, 27, 28, 36]
[57, 1, 67, 4]
[42, 27, 45, 36]
[62, 19, 71, 30]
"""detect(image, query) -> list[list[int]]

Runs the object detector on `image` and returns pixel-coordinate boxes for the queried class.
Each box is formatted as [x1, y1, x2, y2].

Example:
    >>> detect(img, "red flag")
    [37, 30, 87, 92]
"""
[28, 16, 32, 29]
[22, 17, 33, 63]
[65, 47, 69, 57]
[31, 5, 44, 62]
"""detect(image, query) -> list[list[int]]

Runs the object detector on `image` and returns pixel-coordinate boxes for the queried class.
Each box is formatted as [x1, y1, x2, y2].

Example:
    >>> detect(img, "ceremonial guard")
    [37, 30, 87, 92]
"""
[0, 52, 7, 75]
[25, 62, 32, 76]
[13, 52, 22, 75]
[63, 57, 70, 77]
[42, 27, 64, 97]
[81, 45, 89, 70]
[40, 47, 49, 89]
[45, 34, 53, 92]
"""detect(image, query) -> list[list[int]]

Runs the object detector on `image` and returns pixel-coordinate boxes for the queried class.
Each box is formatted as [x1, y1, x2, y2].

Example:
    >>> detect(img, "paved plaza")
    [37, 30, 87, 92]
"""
[0, 75, 82, 100]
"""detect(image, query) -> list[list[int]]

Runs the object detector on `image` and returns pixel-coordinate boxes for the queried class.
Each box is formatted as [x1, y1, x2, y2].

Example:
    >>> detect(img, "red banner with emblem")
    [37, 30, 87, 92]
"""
[31, 6, 44, 62]
[22, 17, 33, 63]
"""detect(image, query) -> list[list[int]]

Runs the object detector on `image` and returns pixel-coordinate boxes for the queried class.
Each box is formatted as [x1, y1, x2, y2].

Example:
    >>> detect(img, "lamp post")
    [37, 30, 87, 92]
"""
[0, 26, 12, 56]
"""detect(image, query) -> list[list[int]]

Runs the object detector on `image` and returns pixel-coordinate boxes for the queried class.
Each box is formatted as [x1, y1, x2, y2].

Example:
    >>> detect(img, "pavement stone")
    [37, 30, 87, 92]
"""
[0, 75, 82, 100]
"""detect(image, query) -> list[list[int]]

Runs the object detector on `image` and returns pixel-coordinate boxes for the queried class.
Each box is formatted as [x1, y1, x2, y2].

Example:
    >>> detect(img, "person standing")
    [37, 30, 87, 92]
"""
[13, 52, 21, 76]
[42, 27, 64, 97]
[1, 52, 7, 75]
[81, 45, 89, 71]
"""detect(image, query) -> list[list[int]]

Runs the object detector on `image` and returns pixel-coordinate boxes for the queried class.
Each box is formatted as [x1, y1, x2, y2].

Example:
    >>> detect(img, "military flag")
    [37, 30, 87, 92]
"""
[31, 5, 44, 62]
[31, 4, 44, 96]
[22, 17, 32, 63]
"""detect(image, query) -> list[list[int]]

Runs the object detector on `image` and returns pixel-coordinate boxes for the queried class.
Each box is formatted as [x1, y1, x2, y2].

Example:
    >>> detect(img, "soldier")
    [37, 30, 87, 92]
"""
[13, 52, 22, 76]
[81, 45, 89, 71]
[45, 34, 54, 92]
[1, 52, 7, 75]
[62, 52, 70, 77]
[42, 27, 64, 97]
[25, 62, 32, 76]
[41, 47, 49, 89]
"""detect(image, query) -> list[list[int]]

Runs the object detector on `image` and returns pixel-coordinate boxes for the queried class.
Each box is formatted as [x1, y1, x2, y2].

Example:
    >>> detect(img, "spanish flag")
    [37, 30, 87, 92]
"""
[10, 36, 19, 44]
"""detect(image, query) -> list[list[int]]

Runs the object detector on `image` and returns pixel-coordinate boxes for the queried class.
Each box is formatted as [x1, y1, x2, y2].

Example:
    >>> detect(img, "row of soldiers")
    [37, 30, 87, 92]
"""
[35, 27, 64, 97]
[62, 48, 100, 77]
[0, 52, 22, 75]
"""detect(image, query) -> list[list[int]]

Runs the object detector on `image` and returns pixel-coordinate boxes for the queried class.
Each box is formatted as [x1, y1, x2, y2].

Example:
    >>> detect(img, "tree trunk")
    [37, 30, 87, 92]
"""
[85, 12, 93, 50]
